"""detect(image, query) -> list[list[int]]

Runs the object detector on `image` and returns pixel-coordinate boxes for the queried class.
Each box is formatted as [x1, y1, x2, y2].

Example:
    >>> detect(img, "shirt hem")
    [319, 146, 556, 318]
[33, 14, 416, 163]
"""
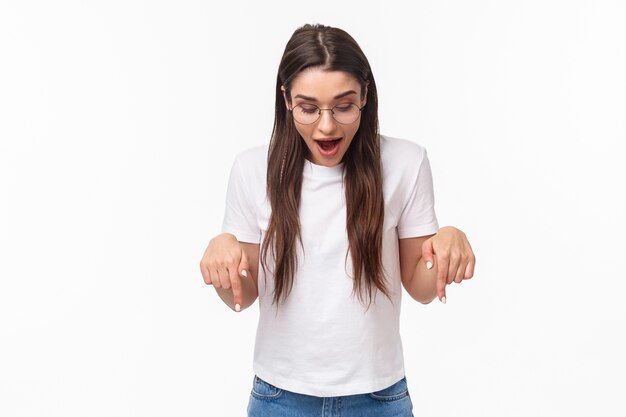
[252, 363, 407, 397]
[397, 222, 439, 239]
[220, 227, 260, 244]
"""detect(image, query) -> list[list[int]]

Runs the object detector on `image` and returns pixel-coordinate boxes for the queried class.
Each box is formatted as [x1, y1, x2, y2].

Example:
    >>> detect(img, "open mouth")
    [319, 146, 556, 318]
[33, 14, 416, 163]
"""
[315, 138, 342, 156]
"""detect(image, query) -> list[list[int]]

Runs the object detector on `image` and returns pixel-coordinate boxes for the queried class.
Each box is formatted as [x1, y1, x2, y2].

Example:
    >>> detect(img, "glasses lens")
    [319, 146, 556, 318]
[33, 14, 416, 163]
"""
[291, 103, 361, 124]
[292, 104, 319, 124]
[332, 103, 360, 124]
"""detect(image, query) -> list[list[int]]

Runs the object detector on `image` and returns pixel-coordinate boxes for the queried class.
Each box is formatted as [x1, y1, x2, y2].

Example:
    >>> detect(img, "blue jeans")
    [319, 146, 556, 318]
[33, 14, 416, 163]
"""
[247, 374, 415, 417]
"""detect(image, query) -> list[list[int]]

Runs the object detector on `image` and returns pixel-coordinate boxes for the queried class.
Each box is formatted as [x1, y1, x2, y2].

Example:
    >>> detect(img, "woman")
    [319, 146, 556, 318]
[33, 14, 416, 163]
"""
[200, 23, 475, 417]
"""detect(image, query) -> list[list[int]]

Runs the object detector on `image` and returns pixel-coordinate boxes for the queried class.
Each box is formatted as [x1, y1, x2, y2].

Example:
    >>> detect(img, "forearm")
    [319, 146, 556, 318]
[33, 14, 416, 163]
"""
[406, 257, 439, 304]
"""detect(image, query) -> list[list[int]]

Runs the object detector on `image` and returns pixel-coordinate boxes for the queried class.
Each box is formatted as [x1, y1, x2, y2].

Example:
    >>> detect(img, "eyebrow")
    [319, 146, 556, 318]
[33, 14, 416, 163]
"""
[293, 90, 358, 101]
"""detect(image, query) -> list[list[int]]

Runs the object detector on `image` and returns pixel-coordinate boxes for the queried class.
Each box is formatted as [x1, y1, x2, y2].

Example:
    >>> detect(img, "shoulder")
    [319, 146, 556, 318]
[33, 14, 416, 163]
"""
[233, 143, 268, 167]
[230, 144, 268, 178]
[379, 134, 429, 169]
[224, 144, 269, 197]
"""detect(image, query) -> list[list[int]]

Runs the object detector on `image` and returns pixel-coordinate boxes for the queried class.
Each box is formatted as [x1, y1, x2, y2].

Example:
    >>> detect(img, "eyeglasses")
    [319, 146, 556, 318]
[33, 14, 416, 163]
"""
[288, 103, 364, 125]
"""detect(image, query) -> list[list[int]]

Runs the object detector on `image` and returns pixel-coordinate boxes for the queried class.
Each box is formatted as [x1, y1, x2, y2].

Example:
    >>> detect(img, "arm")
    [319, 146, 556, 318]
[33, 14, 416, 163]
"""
[207, 152, 263, 312]
[399, 234, 439, 304]
[396, 146, 475, 303]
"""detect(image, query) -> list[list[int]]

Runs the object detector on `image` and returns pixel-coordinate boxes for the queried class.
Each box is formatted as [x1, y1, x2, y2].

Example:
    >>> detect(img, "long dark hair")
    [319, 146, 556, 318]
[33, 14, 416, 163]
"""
[260, 23, 389, 311]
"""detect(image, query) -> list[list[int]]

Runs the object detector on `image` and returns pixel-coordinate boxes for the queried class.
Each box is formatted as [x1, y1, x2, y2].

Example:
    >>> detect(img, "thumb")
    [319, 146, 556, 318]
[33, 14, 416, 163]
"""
[239, 247, 250, 279]
[421, 238, 435, 271]
[423, 238, 446, 304]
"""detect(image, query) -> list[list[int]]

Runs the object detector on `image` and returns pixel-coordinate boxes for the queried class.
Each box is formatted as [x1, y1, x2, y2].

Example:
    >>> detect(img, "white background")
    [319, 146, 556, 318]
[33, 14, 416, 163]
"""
[1, 1, 625, 416]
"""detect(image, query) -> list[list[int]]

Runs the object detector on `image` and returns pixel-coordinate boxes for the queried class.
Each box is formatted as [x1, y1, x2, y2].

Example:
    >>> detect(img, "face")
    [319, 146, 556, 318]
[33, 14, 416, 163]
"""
[282, 68, 368, 167]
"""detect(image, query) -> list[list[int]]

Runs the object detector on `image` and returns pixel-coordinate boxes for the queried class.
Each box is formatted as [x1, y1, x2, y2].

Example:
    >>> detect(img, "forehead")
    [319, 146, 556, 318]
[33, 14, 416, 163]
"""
[290, 68, 361, 100]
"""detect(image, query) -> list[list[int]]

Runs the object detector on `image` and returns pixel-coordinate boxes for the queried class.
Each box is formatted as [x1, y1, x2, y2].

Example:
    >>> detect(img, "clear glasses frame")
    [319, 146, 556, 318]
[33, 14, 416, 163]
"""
[288, 103, 365, 125]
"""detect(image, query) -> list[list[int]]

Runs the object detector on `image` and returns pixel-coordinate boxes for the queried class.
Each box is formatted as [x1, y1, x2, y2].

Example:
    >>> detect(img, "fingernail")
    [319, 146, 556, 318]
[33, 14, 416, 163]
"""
[235, 303, 241, 312]
[241, 270, 248, 277]
[441, 296, 446, 304]
[426, 261, 433, 270]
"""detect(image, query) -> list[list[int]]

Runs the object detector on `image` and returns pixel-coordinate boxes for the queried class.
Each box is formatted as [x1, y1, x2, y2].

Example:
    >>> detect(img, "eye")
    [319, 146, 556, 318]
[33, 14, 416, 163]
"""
[334, 104, 354, 112]
[297, 104, 318, 114]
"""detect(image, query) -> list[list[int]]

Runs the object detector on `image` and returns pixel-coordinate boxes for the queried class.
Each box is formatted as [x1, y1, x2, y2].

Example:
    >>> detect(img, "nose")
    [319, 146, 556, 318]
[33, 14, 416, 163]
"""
[316, 108, 337, 134]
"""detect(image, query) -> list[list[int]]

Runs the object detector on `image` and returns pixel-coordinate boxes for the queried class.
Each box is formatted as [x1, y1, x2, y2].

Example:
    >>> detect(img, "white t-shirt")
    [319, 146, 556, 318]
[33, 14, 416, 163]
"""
[221, 134, 439, 397]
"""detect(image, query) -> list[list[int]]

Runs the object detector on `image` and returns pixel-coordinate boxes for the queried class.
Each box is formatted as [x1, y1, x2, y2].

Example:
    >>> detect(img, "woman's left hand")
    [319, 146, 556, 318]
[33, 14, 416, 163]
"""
[421, 226, 475, 303]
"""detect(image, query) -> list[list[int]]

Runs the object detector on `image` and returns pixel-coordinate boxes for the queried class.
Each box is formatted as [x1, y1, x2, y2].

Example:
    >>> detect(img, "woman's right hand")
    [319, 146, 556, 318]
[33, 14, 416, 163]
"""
[199, 233, 250, 311]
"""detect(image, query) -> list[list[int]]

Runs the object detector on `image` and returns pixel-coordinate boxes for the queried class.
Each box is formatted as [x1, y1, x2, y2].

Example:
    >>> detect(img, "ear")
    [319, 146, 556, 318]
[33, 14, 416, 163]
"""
[280, 85, 290, 110]
[362, 80, 370, 107]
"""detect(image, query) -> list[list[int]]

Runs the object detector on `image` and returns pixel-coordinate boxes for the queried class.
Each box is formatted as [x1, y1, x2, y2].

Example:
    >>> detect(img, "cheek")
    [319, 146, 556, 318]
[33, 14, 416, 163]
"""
[294, 125, 312, 141]
[344, 123, 360, 139]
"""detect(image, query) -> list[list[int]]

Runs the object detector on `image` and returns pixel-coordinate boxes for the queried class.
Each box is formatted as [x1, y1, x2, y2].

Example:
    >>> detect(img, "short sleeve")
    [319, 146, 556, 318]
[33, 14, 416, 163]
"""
[397, 150, 439, 238]
[221, 156, 261, 243]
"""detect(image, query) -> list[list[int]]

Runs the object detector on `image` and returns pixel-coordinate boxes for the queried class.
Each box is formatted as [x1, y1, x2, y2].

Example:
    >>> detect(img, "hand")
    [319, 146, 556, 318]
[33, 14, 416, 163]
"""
[199, 233, 249, 312]
[421, 226, 475, 304]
